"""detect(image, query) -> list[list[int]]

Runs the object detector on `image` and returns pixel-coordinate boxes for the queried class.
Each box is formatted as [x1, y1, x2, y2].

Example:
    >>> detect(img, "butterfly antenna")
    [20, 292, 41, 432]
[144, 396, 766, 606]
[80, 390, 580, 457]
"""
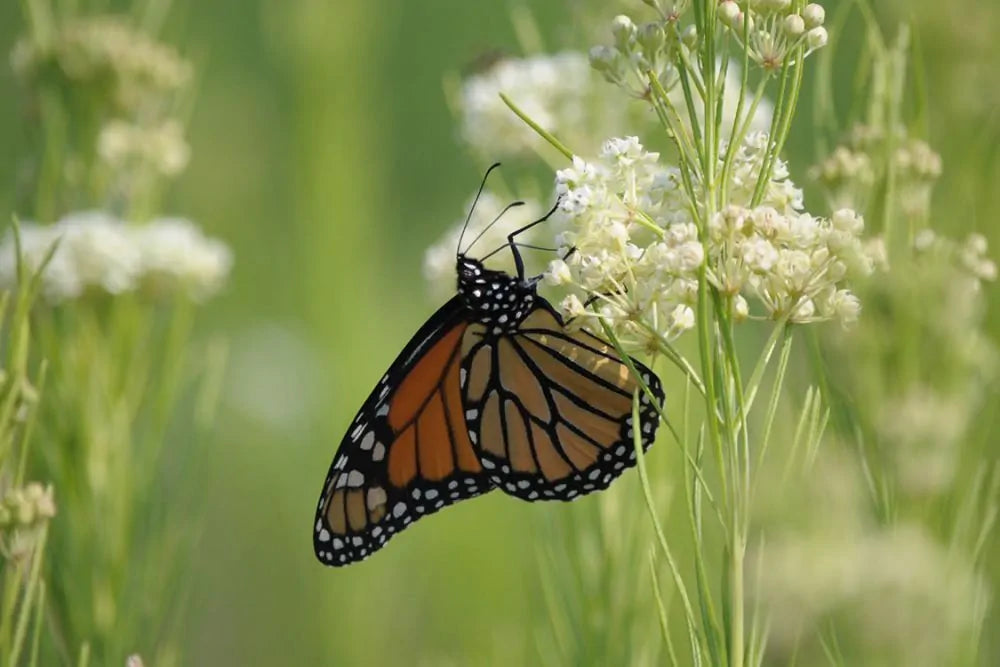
[463, 200, 525, 256]
[457, 162, 502, 260]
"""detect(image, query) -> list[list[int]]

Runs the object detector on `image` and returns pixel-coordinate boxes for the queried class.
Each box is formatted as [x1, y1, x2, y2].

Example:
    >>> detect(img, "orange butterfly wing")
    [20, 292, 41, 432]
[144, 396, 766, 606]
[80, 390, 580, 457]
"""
[313, 297, 491, 566]
[460, 304, 663, 501]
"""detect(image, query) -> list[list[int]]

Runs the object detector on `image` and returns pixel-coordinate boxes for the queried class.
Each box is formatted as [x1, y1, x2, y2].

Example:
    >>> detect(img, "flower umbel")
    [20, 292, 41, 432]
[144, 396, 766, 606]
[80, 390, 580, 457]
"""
[0, 212, 232, 302]
[549, 134, 866, 349]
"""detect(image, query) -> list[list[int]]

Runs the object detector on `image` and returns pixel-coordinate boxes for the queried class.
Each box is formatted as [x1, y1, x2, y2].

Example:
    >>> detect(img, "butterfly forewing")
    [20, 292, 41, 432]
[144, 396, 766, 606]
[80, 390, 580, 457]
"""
[313, 296, 493, 567]
[460, 304, 664, 502]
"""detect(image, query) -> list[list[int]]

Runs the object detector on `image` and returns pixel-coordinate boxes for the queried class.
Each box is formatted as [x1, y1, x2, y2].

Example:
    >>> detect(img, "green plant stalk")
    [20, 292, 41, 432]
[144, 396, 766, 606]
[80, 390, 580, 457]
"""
[742, 318, 790, 414]
[27, 581, 45, 667]
[754, 326, 794, 484]
[9, 526, 49, 666]
[649, 551, 680, 667]
[498, 93, 572, 160]
[600, 320, 724, 528]
[719, 11, 754, 200]
[749, 56, 793, 207]
[646, 71, 704, 193]
[630, 393, 706, 663]
[721, 76, 771, 202]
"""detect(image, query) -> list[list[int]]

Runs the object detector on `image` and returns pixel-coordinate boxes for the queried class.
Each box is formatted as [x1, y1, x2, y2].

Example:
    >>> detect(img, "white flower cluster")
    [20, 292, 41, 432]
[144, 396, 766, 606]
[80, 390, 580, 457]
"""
[423, 191, 544, 300]
[11, 15, 191, 112]
[0, 483, 56, 528]
[707, 205, 868, 324]
[724, 131, 804, 210]
[0, 212, 232, 302]
[546, 134, 869, 349]
[914, 229, 997, 287]
[719, 1, 829, 70]
[808, 145, 876, 211]
[547, 137, 700, 350]
[458, 52, 615, 158]
[589, 15, 685, 98]
[895, 138, 943, 219]
[98, 119, 190, 177]
[811, 125, 943, 218]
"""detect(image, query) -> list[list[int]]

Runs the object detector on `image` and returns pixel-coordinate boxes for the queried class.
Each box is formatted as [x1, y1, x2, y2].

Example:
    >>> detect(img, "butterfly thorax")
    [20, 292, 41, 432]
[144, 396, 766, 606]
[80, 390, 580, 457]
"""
[456, 255, 537, 333]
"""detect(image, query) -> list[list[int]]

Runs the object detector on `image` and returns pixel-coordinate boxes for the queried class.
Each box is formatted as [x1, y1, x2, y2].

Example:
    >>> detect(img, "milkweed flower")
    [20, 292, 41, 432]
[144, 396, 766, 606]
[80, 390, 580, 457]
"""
[811, 124, 942, 218]
[97, 119, 191, 177]
[0, 212, 232, 302]
[718, 0, 829, 70]
[548, 134, 868, 348]
[10, 15, 191, 112]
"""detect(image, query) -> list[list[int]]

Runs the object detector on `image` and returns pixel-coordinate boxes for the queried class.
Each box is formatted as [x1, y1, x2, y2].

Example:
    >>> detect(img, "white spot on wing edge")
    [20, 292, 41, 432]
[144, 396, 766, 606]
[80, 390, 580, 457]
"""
[360, 432, 375, 451]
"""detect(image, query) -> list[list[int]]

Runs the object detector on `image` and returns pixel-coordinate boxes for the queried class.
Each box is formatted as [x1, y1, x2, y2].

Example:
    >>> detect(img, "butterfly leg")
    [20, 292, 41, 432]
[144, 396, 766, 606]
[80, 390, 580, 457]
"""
[506, 200, 561, 279]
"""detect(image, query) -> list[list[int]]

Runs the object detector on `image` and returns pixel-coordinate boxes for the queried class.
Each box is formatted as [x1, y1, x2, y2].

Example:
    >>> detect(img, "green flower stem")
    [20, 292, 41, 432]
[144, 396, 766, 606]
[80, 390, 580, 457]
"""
[15, 361, 47, 486]
[601, 320, 724, 529]
[742, 318, 791, 415]
[721, 76, 771, 202]
[753, 325, 794, 491]
[646, 72, 704, 211]
[649, 551, 680, 667]
[631, 393, 706, 663]
[27, 581, 45, 667]
[750, 61, 792, 207]
[9, 526, 49, 667]
[672, 50, 707, 172]
[498, 93, 572, 160]
[752, 49, 806, 209]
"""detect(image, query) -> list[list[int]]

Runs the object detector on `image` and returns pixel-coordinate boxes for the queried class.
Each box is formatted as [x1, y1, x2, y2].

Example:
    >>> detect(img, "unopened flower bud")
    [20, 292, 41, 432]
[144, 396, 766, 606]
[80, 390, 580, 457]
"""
[733, 295, 750, 322]
[589, 45, 622, 80]
[783, 14, 805, 38]
[803, 4, 826, 28]
[611, 15, 637, 50]
[806, 26, 828, 50]
[719, 1, 741, 26]
[638, 22, 666, 55]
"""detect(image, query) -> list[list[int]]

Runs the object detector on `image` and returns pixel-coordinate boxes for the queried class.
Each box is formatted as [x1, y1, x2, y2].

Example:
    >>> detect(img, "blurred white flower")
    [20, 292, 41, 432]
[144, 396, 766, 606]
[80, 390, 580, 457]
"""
[878, 387, 968, 494]
[458, 52, 605, 158]
[135, 218, 233, 300]
[98, 119, 191, 177]
[423, 191, 544, 300]
[0, 212, 232, 302]
[11, 15, 191, 111]
[758, 524, 985, 665]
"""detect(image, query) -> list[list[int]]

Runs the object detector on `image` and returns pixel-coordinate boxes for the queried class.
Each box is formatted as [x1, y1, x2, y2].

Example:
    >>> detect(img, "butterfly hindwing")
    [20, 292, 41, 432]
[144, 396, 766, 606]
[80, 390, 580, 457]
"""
[460, 301, 664, 502]
[313, 296, 493, 567]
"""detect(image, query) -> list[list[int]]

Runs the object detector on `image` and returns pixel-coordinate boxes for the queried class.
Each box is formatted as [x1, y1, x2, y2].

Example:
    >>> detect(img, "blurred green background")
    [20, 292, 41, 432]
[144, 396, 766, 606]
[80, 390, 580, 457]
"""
[1, 0, 998, 664]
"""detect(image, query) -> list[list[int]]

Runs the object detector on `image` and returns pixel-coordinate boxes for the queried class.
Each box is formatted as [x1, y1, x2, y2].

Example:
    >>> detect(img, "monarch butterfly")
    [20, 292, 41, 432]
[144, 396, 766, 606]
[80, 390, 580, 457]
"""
[313, 166, 664, 566]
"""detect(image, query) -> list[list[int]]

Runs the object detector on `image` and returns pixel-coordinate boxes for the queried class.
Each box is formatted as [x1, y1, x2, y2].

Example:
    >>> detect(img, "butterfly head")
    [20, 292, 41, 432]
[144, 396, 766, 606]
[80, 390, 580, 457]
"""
[457, 255, 537, 333]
